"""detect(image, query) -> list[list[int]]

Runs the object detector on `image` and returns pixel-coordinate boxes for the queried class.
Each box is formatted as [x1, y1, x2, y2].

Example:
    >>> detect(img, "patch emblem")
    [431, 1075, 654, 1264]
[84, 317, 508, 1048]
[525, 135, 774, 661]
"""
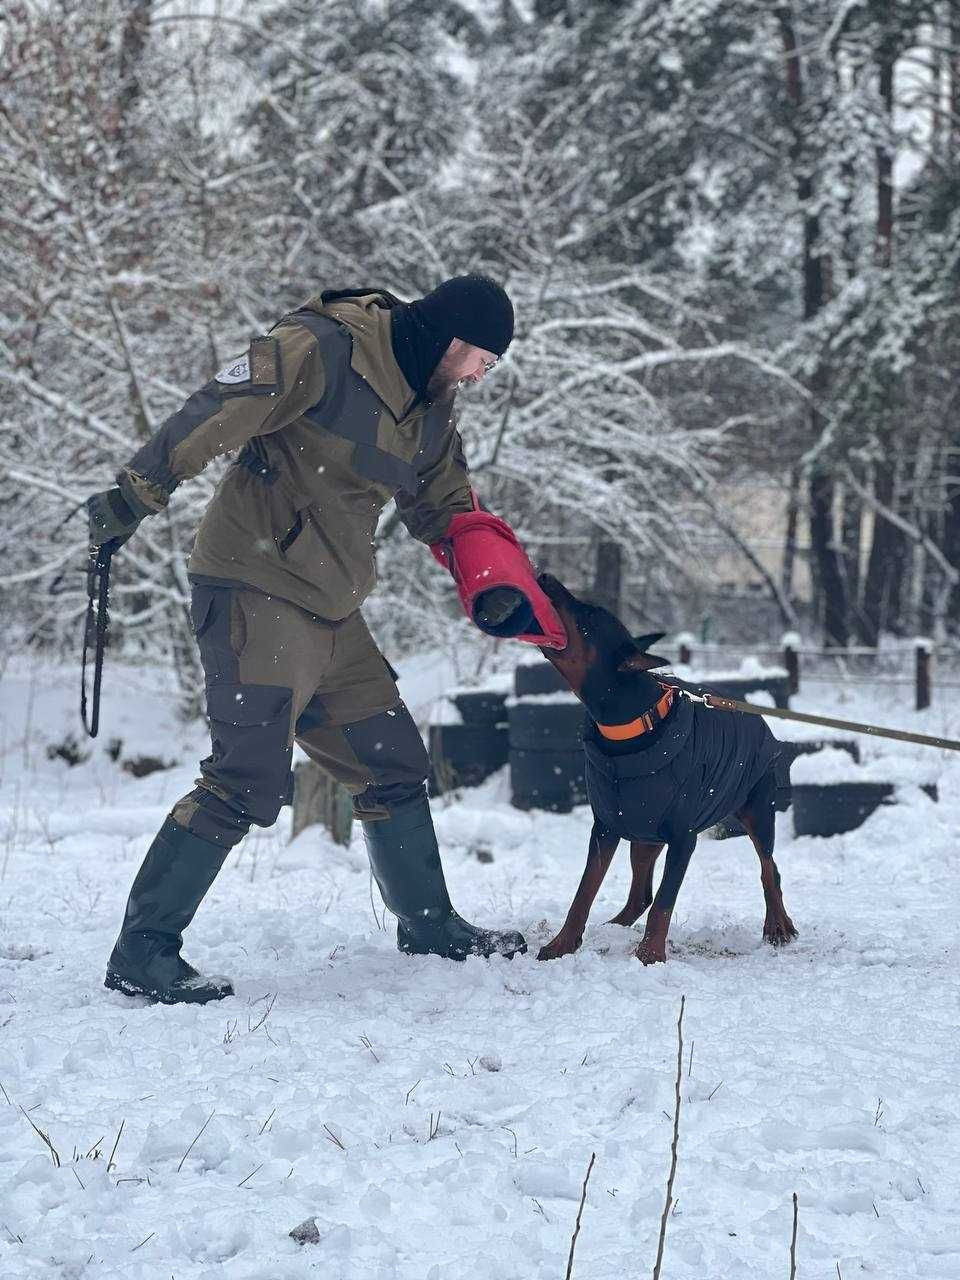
[216, 352, 250, 384]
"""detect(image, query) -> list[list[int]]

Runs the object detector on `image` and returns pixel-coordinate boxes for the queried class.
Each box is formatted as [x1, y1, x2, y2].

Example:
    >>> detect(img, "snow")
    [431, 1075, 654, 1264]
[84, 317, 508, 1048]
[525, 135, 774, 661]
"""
[505, 691, 580, 707]
[3, 658, 960, 1278]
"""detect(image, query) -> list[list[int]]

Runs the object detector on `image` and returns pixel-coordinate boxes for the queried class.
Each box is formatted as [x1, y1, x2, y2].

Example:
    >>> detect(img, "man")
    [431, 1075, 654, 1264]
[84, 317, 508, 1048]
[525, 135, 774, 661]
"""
[87, 275, 564, 1005]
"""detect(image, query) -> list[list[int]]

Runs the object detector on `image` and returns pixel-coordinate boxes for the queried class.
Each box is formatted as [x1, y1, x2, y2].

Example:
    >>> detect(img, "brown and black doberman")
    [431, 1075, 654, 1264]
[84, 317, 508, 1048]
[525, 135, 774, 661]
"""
[535, 575, 797, 964]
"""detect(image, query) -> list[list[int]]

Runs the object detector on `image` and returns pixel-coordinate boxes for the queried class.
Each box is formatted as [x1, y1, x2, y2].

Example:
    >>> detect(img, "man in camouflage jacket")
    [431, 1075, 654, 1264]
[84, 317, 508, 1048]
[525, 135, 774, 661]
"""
[88, 276, 555, 1004]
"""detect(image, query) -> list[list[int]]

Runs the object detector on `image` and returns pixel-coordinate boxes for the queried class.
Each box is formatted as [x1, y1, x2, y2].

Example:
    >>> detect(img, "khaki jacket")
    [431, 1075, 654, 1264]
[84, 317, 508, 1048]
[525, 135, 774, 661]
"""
[119, 293, 473, 620]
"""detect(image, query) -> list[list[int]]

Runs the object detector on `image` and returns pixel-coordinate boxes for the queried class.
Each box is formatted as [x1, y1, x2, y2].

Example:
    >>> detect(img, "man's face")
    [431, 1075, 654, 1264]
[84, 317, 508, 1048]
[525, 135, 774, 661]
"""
[426, 338, 499, 400]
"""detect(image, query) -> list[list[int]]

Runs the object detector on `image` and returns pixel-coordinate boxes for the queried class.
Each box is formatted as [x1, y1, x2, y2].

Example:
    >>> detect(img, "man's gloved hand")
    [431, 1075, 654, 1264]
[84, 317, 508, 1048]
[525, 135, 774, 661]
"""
[87, 487, 142, 549]
[430, 502, 566, 649]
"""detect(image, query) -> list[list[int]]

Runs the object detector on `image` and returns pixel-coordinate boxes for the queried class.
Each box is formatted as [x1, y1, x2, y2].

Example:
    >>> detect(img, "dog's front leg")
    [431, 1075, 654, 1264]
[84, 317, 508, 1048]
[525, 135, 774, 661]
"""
[538, 821, 620, 961]
[636, 832, 696, 965]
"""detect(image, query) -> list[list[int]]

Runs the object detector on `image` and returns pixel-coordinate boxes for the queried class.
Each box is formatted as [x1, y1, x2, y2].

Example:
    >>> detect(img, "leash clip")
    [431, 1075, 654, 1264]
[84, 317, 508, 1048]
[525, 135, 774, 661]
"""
[678, 688, 713, 708]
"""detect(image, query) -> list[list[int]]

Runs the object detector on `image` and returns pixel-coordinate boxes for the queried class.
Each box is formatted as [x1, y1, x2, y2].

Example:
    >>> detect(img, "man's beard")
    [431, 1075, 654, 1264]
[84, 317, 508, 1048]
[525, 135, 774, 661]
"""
[425, 358, 462, 402]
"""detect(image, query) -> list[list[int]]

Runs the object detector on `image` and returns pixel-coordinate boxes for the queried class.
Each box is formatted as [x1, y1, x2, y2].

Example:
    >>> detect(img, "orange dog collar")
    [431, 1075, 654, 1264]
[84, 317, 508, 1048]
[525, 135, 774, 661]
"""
[597, 685, 675, 742]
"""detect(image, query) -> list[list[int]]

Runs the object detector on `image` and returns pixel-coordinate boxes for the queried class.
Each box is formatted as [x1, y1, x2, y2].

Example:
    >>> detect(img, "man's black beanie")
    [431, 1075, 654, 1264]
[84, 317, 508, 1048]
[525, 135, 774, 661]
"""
[418, 275, 514, 356]
[390, 274, 514, 398]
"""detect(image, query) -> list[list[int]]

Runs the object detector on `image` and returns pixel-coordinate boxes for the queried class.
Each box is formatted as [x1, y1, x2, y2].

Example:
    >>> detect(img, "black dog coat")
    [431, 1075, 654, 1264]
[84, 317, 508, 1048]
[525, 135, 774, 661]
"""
[583, 693, 781, 842]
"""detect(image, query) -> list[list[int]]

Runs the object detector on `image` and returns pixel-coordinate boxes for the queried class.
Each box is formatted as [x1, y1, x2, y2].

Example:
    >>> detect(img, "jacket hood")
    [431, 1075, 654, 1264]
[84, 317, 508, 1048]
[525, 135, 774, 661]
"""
[300, 290, 417, 422]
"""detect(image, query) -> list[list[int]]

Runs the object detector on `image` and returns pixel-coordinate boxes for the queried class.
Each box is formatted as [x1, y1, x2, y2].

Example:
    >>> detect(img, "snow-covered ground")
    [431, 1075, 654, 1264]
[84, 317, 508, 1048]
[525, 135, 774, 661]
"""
[2, 655, 960, 1279]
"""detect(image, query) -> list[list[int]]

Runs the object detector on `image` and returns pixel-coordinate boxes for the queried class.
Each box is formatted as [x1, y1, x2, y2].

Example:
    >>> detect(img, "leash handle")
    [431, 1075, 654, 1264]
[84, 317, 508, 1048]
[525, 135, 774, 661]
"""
[81, 541, 115, 738]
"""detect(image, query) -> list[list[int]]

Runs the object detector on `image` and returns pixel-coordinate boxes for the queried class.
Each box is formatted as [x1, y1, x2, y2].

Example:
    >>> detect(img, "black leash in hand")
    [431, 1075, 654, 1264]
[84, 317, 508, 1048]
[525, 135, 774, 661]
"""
[81, 539, 118, 739]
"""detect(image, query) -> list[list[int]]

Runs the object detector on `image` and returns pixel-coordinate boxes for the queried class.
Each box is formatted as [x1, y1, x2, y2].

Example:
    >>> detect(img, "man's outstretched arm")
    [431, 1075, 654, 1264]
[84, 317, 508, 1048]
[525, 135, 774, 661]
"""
[88, 324, 324, 546]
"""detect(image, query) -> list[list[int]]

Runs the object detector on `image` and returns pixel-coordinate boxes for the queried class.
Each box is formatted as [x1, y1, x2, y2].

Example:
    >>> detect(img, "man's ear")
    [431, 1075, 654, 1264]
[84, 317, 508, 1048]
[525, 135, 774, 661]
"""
[617, 649, 670, 673]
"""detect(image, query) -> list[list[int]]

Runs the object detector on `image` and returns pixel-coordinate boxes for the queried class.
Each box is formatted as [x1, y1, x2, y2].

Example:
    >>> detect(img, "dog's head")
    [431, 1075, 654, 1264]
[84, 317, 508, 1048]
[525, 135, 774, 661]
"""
[537, 574, 669, 700]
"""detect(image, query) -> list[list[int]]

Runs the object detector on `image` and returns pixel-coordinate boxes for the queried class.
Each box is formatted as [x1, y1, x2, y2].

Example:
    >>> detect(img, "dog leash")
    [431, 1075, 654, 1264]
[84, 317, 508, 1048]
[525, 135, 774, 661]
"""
[669, 685, 960, 753]
[81, 540, 116, 739]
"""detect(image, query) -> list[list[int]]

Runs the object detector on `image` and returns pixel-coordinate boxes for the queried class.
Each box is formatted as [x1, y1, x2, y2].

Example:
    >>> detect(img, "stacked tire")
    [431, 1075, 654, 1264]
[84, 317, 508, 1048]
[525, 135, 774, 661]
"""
[428, 689, 508, 796]
[509, 662, 587, 813]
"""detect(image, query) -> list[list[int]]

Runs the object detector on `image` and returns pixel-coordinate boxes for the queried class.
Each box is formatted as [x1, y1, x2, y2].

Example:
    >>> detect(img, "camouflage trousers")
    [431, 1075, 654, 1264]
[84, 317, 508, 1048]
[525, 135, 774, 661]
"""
[170, 582, 429, 847]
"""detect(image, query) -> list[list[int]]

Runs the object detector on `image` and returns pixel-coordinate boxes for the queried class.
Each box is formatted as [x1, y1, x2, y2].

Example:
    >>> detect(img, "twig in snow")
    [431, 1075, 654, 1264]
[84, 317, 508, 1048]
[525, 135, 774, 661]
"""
[322, 1123, 346, 1151]
[237, 1163, 264, 1188]
[789, 1192, 798, 1280]
[836, 1264, 842, 1280]
[707, 1080, 724, 1101]
[873, 1097, 883, 1126]
[917, 1176, 926, 1194]
[404, 1079, 421, 1105]
[687, 1039, 694, 1078]
[258, 1107, 276, 1135]
[3, 1221, 24, 1244]
[107, 1119, 125, 1172]
[248, 993, 277, 1034]
[19, 1106, 60, 1167]
[177, 1111, 215, 1172]
[872, 1201, 879, 1219]
[652, 994, 685, 1280]
[0, 1080, 10, 1106]
[368, 872, 386, 931]
[564, 1151, 596, 1280]
[360, 1035, 380, 1063]
[130, 1231, 155, 1253]
[502, 1126, 518, 1158]
[72, 1167, 85, 1190]
[428, 1111, 442, 1141]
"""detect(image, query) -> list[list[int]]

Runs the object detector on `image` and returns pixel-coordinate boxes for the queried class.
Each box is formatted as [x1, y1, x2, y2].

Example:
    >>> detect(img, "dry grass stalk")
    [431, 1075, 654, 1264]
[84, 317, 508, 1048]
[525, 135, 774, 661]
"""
[177, 1111, 215, 1173]
[20, 1106, 60, 1167]
[789, 1192, 798, 1279]
[652, 994, 685, 1280]
[107, 1119, 125, 1172]
[564, 1151, 596, 1280]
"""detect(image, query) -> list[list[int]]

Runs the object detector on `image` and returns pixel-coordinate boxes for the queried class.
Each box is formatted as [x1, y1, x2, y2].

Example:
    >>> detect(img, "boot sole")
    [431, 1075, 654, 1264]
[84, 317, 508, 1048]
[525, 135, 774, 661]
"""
[104, 968, 233, 1005]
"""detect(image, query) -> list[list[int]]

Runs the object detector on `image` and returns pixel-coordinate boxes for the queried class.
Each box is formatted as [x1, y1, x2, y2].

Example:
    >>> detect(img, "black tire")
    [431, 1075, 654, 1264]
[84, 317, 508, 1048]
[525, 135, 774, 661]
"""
[514, 661, 567, 696]
[507, 700, 586, 750]
[452, 690, 508, 727]
[509, 748, 586, 813]
[428, 724, 508, 796]
[792, 781, 894, 837]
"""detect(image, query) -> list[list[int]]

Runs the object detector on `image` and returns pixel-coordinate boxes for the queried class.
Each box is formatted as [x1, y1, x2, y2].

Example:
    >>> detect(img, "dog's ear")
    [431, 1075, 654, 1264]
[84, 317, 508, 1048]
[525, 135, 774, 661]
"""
[615, 634, 671, 672]
[633, 631, 666, 651]
[618, 649, 671, 672]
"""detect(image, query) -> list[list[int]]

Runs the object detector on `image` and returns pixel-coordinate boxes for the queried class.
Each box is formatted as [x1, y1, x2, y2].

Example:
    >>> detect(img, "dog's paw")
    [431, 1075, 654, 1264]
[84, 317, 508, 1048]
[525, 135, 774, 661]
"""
[537, 933, 582, 962]
[763, 914, 799, 946]
[635, 939, 666, 965]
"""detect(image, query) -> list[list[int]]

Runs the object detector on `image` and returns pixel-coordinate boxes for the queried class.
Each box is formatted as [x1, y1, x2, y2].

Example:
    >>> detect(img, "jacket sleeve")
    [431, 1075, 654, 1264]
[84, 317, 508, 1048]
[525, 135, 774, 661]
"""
[393, 405, 475, 545]
[117, 322, 325, 514]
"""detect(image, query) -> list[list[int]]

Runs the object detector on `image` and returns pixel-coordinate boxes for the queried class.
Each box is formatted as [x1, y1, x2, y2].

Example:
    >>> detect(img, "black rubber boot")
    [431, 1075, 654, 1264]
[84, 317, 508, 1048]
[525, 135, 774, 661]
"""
[105, 817, 234, 1004]
[362, 794, 526, 960]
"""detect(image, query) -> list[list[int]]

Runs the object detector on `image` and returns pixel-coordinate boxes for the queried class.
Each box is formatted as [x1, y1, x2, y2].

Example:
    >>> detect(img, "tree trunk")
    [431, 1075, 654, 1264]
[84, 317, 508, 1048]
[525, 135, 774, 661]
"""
[808, 465, 847, 643]
[860, 460, 907, 643]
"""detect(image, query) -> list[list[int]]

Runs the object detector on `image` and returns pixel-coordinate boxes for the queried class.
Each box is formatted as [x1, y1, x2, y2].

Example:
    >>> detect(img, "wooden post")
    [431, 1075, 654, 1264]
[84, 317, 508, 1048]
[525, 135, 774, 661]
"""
[676, 632, 694, 666]
[915, 640, 932, 712]
[291, 760, 354, 845]
[592, 540, 622, 617]
[782, 632, 801, 696]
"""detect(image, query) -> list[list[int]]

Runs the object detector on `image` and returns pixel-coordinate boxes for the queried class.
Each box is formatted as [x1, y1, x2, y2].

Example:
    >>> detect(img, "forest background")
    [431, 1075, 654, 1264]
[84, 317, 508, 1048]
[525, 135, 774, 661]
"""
[3, 0, 960, 699]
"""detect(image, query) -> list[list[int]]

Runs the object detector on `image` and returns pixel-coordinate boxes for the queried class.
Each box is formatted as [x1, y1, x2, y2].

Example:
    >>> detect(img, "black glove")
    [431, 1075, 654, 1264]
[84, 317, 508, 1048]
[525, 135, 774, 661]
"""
[473, 586, 535, 638]
[87, 487, 142, 549]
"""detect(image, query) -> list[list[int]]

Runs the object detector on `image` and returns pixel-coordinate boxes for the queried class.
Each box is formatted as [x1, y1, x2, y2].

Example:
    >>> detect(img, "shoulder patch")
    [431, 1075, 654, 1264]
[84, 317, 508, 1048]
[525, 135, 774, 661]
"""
[216, 352, 250, 384]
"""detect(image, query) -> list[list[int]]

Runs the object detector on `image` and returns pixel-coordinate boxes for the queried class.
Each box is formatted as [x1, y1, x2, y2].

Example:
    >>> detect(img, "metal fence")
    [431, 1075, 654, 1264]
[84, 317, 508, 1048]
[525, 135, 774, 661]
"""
[661, 638, 960, 711]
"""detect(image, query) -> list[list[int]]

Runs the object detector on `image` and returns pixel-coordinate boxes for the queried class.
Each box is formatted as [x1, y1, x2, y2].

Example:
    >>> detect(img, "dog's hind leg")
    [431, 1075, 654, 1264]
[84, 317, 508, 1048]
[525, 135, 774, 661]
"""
[608, 841, 663, 927]
[538, 820, 620, 961]
[736, 768, 798, 947]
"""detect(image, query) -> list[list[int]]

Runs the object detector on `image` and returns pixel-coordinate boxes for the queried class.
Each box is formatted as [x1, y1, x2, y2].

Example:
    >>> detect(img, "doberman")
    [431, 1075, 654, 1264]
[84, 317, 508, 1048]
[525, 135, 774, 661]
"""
[535, 574, 797, 965]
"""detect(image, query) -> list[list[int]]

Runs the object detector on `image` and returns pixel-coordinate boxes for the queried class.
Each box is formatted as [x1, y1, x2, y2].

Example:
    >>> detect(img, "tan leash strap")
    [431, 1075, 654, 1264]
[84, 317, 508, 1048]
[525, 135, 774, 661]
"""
[683, 690, 960, 753]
